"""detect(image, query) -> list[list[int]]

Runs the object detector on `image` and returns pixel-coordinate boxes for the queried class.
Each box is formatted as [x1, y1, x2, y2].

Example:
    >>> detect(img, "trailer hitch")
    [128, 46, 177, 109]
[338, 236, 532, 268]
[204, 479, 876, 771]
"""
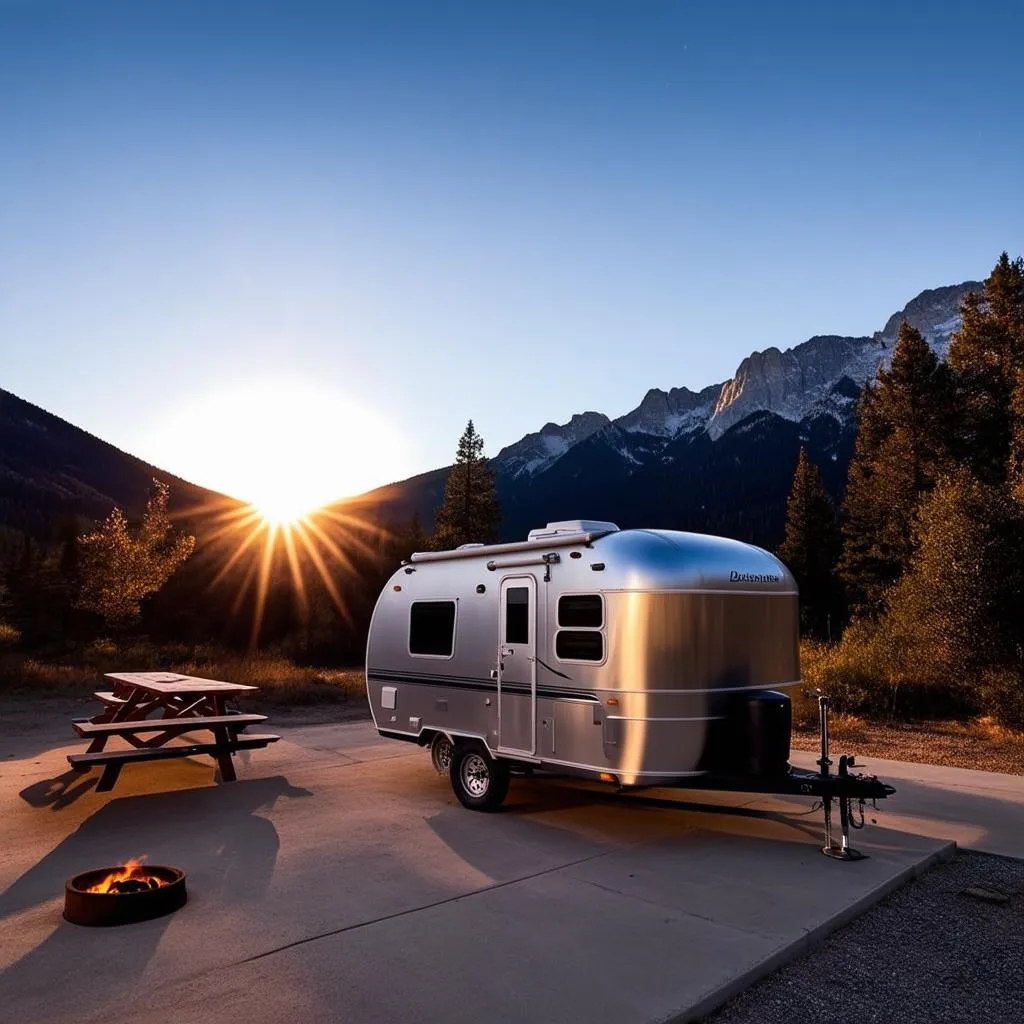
[815, 693, 878, 861]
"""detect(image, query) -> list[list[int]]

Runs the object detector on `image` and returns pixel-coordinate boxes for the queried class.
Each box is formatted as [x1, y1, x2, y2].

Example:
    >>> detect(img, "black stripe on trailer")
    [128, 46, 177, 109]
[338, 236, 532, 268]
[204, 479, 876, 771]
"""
[367, 670, 601, 704]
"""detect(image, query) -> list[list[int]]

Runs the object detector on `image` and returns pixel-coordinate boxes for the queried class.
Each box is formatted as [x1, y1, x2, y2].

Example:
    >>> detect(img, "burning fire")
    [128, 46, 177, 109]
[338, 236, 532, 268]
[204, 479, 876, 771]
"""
[86, 858, 167, 894]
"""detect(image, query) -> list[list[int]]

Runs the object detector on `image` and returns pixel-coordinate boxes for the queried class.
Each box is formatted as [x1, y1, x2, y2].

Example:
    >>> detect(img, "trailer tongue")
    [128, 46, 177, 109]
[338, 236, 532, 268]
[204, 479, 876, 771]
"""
[654, 693, 894, 861]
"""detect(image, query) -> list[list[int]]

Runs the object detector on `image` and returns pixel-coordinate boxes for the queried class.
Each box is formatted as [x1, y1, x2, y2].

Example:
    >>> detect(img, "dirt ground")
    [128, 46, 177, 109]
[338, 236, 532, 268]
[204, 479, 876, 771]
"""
[793, 716, 1024, 776]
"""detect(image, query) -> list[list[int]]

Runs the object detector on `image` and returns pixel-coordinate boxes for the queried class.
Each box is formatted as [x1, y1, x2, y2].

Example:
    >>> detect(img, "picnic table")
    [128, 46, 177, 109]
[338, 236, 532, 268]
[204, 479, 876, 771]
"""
[67, 672, 280, 792]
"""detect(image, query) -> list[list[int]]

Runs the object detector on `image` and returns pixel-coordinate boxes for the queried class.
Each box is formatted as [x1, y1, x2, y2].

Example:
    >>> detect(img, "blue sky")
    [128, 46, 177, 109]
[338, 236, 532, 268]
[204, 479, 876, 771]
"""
[1, 1, 1022, 506]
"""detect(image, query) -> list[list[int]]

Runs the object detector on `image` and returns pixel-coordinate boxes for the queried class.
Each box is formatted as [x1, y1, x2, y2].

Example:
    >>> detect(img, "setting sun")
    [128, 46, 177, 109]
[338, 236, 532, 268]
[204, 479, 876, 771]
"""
[256, 497, 313, 526]
[141, 378, 410, 516]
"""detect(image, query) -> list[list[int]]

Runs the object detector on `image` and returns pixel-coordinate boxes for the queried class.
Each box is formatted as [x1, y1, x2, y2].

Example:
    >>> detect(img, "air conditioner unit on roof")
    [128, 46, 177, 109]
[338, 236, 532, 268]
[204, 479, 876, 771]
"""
[527, 520, 619, 541]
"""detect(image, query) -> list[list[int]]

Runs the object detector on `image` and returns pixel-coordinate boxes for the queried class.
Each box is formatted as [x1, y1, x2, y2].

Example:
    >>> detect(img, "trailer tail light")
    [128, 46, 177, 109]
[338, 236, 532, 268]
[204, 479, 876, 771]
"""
[606, 697, 619, 706]
[600, 773, 617, 784]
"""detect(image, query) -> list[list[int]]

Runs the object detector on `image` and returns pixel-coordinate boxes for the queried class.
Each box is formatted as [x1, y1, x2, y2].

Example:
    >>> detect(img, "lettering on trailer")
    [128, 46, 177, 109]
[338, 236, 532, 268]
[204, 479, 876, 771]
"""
[728, 570, 782, 584]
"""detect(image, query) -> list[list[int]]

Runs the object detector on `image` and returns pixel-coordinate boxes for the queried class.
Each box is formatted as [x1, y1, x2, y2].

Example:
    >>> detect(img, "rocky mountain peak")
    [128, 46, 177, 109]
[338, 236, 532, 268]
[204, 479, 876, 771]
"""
[494, 410, 611, 479]
[492, 276, 980, 480]
[613, 384, 720, 437]
[875, 280, 980, 357]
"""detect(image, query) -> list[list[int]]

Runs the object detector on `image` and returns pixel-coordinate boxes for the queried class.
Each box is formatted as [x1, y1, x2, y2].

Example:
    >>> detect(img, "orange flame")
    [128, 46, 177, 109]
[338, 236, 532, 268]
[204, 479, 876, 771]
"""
[86, 857, 162, 893]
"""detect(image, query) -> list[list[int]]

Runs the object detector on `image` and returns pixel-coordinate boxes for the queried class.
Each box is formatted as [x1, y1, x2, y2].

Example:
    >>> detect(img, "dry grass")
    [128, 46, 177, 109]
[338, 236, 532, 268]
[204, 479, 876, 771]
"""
[0, 643, 367, 710]
[792, 714, 1024, 775]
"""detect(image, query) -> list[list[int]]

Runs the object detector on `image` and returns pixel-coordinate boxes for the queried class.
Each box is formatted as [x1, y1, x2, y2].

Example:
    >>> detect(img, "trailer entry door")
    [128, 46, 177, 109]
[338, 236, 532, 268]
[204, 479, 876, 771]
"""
[498, 576, 537, 756]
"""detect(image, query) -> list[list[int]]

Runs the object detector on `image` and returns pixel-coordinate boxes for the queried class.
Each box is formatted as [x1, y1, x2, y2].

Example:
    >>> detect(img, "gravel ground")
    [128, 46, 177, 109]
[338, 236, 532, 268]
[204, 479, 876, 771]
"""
[702, 851, 1024, 1024]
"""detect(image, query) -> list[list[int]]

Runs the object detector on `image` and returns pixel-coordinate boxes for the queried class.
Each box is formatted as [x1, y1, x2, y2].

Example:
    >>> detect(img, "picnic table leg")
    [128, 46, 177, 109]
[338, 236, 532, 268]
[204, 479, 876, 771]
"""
[85, 686, 148, 754]
[213, 725, 237, 783]
[85, 734, 110, 756]
[96, 762, 124, 793]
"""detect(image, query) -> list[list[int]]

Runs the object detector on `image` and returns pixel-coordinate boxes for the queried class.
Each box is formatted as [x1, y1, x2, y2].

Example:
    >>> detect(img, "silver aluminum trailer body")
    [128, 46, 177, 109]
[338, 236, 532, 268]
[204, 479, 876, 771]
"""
[365, 521, 799, 788]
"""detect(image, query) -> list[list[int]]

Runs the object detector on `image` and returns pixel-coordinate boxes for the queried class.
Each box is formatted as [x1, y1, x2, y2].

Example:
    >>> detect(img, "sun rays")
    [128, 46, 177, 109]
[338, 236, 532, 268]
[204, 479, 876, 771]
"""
[174, 495, 392, 647]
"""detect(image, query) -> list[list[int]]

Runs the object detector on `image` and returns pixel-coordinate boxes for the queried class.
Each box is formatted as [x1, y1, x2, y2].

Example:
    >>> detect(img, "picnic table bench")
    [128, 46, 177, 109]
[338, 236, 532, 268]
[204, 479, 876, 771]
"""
[68, 672, 281, 792]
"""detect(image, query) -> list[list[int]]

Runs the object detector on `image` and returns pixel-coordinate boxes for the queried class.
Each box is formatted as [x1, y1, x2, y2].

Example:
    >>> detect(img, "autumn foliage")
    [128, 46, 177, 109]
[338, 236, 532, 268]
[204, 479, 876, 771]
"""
[76, 480, 195, 628]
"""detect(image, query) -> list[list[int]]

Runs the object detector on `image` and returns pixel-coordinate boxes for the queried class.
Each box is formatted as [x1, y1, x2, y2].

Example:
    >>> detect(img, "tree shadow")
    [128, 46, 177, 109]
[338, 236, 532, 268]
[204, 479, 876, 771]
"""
[0, 775, 311, 1022]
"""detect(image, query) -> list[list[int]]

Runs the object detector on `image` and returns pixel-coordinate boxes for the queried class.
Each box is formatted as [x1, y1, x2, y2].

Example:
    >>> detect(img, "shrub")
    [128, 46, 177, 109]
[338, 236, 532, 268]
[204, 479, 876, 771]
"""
[0, 622, 21, 648]
[798, 619, 980, 723]
[978, 668, 1024, 730]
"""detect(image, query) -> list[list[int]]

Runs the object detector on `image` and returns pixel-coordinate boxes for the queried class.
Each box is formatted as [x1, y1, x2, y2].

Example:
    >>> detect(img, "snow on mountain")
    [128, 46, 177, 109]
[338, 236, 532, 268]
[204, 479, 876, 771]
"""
[613, 384, 720, 437]
[492, 279, 982, 479]
[494, 411, 610, 479]
[874, 282, 977, 356]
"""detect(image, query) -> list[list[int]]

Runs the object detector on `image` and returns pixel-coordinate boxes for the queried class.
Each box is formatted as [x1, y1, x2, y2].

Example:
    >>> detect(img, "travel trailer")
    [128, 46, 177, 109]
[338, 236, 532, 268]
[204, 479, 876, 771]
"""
[366, 520, 892, 856]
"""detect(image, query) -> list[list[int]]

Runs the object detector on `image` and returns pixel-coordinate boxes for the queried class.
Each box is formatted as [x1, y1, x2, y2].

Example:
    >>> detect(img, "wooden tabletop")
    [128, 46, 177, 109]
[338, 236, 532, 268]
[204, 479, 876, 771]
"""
[104, 672, 258, 694]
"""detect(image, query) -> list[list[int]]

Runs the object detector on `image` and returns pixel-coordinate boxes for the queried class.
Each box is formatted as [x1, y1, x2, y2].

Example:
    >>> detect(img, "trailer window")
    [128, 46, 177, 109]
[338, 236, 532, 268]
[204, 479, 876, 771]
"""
[409, 601, 456, 657]
[555, 630, 604, 662]
[505, 586, 530, 645]
[558, 594, 603, 628]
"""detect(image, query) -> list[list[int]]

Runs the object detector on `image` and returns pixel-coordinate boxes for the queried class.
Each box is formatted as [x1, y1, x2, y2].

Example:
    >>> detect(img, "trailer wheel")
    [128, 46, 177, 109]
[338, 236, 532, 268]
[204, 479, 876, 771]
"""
[430, 733, 454, 775]
[450, 742, 509, 811]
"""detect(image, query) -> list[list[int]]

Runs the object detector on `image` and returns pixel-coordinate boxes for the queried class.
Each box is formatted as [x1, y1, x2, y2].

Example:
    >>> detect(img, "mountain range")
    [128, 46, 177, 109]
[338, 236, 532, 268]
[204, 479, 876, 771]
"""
[357, 278, 980, 547]
[0, 276, 981, 551]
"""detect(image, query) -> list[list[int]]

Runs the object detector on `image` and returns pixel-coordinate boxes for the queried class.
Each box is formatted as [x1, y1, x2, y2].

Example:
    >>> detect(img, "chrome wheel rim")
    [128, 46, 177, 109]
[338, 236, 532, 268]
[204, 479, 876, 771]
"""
[461, 753, 490, 798]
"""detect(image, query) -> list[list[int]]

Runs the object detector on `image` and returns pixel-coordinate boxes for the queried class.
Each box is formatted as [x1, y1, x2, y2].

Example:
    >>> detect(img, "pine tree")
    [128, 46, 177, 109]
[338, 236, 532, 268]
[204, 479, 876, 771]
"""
[839, 321, 954, 613]
[1011, 369, 1024, 504]
[777, 448, 842, 637]
[76, 480, 196, 629]
[431, 420, 501, 549]
[947, 252, 1024, 484]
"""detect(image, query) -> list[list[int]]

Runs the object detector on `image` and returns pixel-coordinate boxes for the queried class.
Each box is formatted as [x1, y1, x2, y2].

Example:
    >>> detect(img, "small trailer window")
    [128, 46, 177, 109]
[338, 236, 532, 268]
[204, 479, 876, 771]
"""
[558, 594, 603, 628]
[556, 630, 604, 661]
[409, 601, 456, 657]
[556, 594, 604, 661]
[505, 586, 530, 645]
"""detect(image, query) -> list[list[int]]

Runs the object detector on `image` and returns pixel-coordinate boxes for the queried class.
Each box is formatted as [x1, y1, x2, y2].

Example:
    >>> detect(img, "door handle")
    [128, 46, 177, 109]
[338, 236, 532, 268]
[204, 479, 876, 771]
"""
[500, 646, 513, 657]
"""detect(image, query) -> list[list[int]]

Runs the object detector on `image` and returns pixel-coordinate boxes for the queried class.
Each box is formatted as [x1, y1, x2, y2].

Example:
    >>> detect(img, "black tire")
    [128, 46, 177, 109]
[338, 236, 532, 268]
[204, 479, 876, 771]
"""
[430, 733, 454, 775]
[449, 742, 510, 811]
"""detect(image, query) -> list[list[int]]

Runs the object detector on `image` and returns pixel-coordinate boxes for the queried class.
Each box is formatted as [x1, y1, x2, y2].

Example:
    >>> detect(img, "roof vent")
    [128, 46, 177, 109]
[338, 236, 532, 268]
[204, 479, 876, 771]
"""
[527, 520, 619, 541]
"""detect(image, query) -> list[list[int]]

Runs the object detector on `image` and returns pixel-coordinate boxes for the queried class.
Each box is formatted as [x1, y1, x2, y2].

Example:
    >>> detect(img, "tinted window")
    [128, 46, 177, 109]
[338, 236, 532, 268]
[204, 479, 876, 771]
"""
[556, 630, 604, 661]
[558, 594, 603, 628]
[505, 586, 530, 645]
[410, 601, 456, 656]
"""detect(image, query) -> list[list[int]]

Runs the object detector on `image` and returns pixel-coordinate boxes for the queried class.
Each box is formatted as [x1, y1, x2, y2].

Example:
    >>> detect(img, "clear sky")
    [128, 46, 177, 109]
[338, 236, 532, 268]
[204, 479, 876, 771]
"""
[1, 0, 1021, 510]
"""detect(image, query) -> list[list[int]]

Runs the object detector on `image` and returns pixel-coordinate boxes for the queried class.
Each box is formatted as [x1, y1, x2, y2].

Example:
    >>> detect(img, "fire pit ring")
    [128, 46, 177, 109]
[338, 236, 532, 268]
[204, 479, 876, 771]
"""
[64, 865, 187, 927]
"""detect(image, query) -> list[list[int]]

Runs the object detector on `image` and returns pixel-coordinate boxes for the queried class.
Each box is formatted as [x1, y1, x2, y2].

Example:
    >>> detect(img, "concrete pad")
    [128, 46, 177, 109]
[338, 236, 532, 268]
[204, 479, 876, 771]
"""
[791, 750, 1024, 858]
[3, 718, 1011, 1024]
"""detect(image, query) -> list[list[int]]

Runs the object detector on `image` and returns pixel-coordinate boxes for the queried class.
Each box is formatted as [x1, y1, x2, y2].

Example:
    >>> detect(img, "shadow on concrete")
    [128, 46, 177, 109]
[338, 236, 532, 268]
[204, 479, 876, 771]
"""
[0, 774, 311, 919]
[0, 695, 108, 762]
[0, 775, 311, 1024]
[20, 768, 98, 810]
[426, 777, 833, 884]
[510, 776, 826, 843]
